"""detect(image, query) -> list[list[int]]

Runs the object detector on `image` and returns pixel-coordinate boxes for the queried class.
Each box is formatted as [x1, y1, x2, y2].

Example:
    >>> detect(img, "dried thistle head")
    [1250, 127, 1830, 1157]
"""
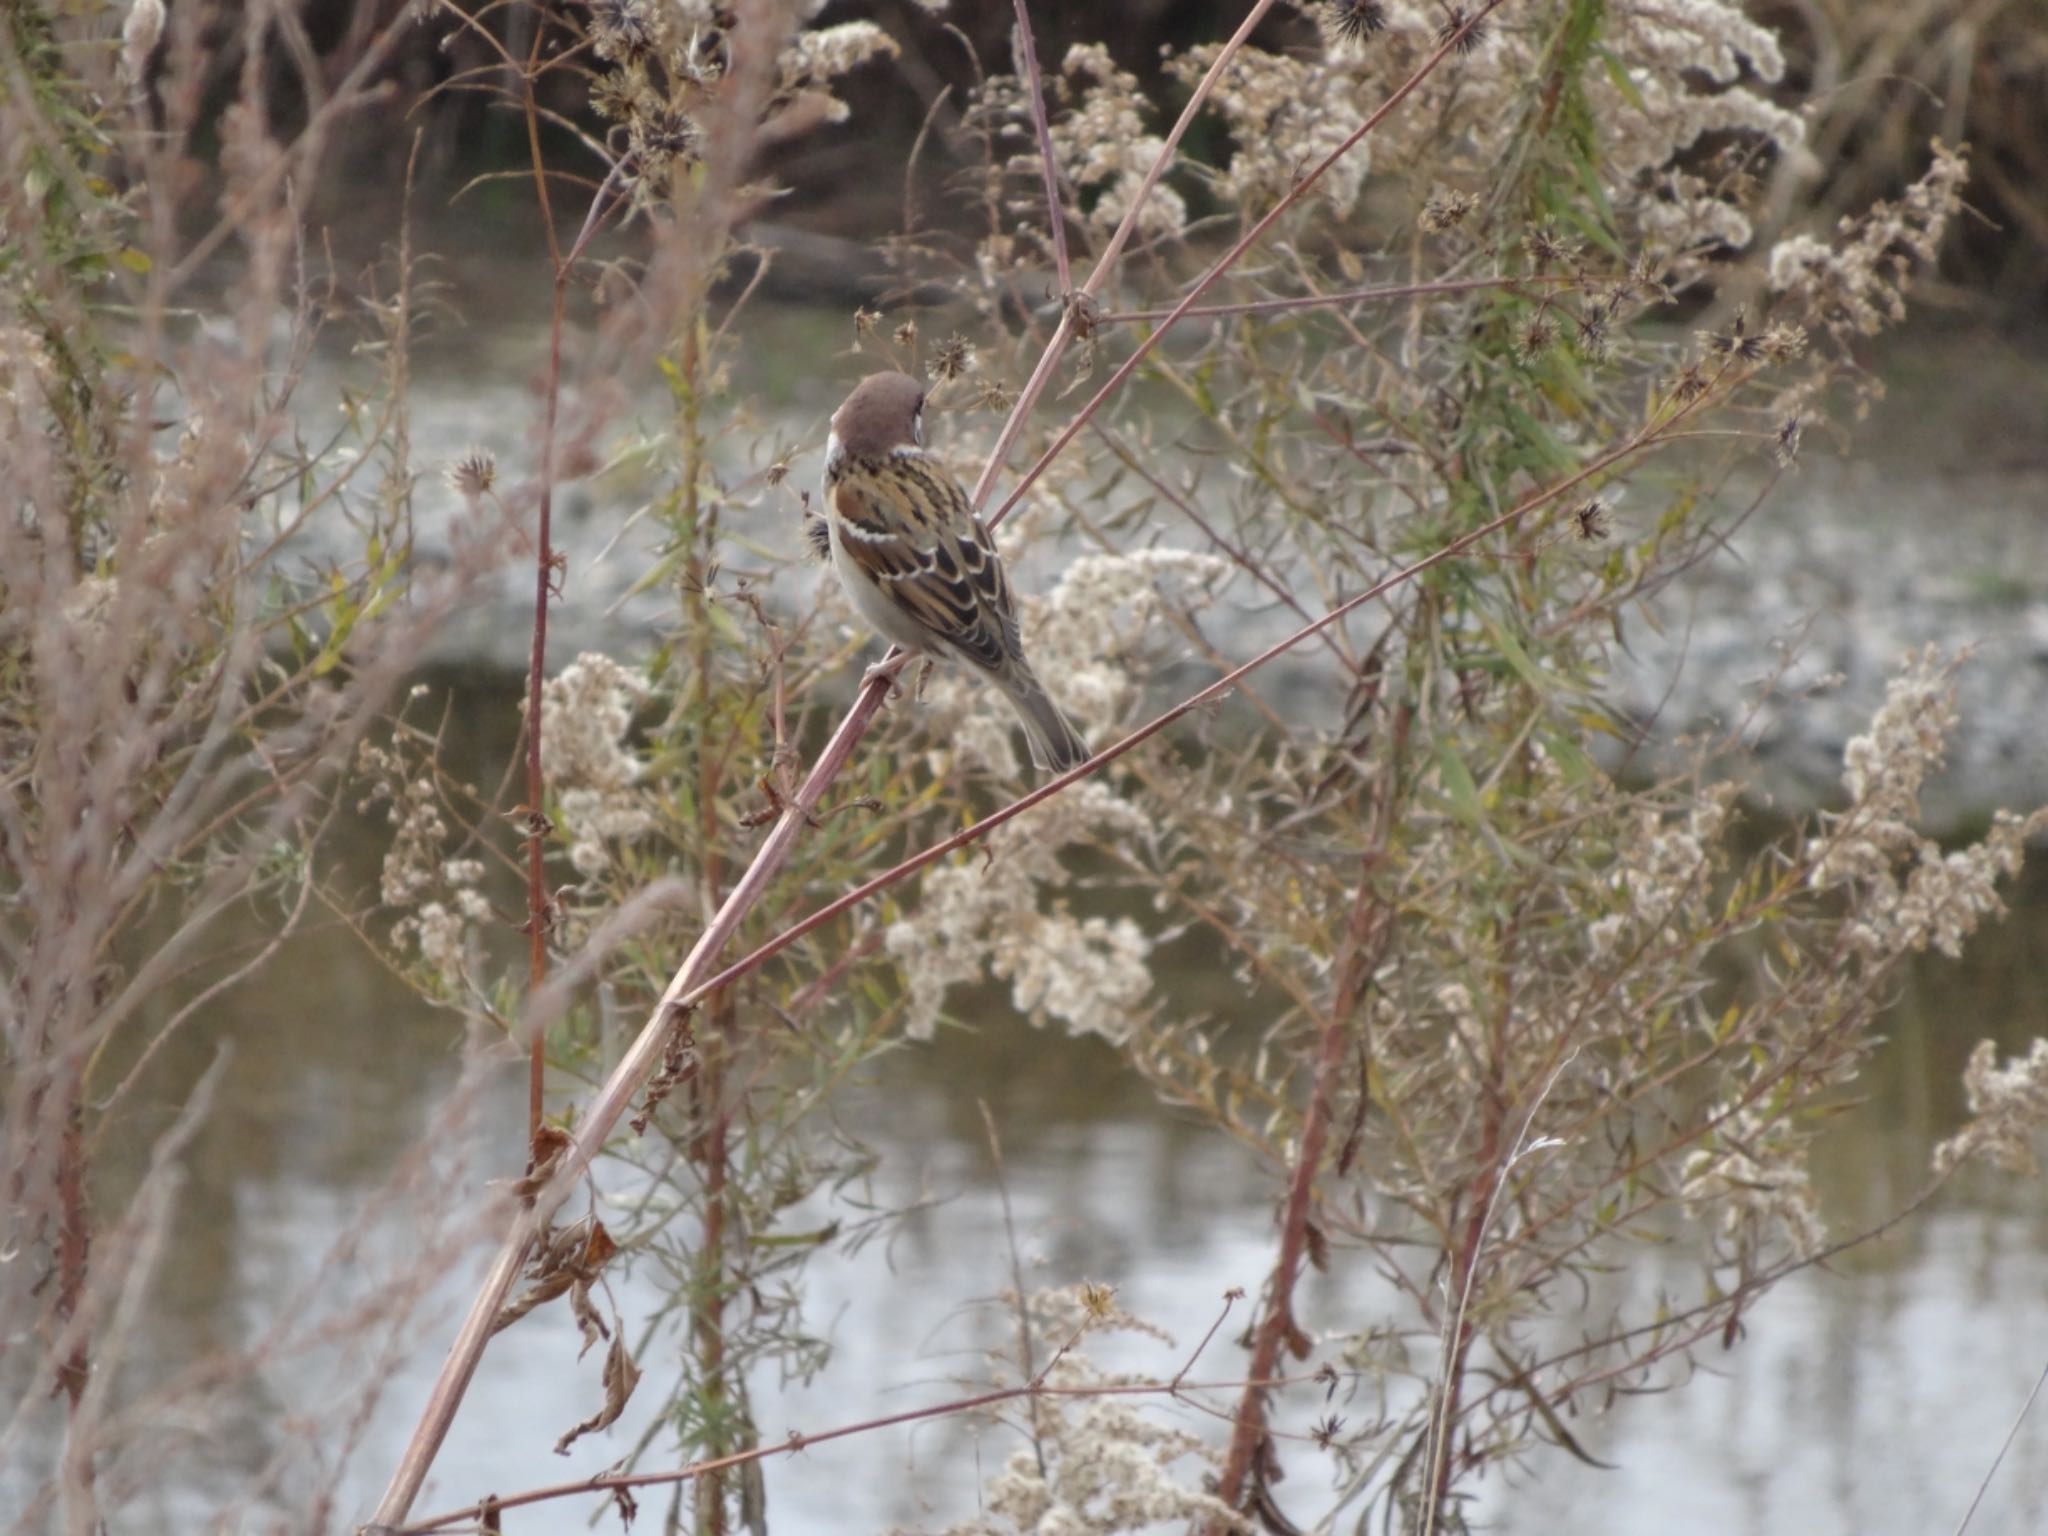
[1698, 309, 1766, 362]
[1670, 360, 1710, 403]
[892, 318, 918, 351]
[1523, 223, 1579, 270]
[1761, 322, 1808, 362]
[1435, 4, 1490, 55]
[445, 450, 497, 500]
[1517, 313, 1557, 363]
[587, 0, 658, 67]
[1418, 187, 1475, 233]
[1575, 309, 1613, 365]
[972, 377, 1017, 413]
[928, 333, 974, 382]
[1325, 0, 1387, 44]
[630, 105, 700, 179]
[1572, 499, 1610, 540]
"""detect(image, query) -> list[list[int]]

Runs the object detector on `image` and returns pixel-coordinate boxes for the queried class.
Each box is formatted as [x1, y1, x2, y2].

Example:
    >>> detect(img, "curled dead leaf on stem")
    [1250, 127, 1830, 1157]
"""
[554, 1333, 642, 1455]
[491, 1215, 620, 1345]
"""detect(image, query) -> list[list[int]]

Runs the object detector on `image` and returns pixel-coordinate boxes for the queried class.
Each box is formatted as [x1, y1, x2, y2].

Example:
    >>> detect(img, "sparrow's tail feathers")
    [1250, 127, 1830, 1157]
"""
[1005, 678, 1091, 774]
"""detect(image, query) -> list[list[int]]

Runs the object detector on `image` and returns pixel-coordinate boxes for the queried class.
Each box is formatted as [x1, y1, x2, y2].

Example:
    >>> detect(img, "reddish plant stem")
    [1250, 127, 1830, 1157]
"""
[521, 15, 566, 1157]
[53, 1067, 90, 1412]
[691, 1010, 732, 1536]
[1208, 716, 1399, 1526]
[365, 678, 897, 1531]
[1011, 0, 1070, 298]
[396, 1369, 1306, 1533]
[1097, 272, 1579, 326]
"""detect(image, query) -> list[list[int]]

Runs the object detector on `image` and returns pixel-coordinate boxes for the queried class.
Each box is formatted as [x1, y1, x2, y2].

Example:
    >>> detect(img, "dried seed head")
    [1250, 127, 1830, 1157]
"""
[1436, 4, 1489, 54]
[1326, 0, 1388, 43]
[1517, 314, 1557, 362]
[1523, 224, 1578, 270]
[1573, 499, 1610, 540]
[1761, 322, 1808, 362]
[852, 306, 882, 337]
[892, 318, 918, 350]
[445, 450, 497, 500]
[1699, 309, 1766, 362]
[588, 73, 639, 122]
[1575, 311, 1612, 365]
[631, 105, 699, 176]
[929, 333, 974, 382]
[1418, 187, 1476, 233]
[588, 0, 657, 66]
[1774, 417, 1803, 466]
[973, 378, 1017, 413]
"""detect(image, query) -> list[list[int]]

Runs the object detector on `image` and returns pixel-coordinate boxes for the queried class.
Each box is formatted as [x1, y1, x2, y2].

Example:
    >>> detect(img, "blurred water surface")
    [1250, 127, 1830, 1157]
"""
[69, 664, 2048, 1536]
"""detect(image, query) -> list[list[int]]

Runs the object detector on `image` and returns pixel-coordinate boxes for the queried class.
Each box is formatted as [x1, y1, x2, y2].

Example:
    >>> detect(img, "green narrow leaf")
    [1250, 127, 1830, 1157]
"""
[1478, 610, 1551, 696]
[1435, 736, 1484, 827]
[1596, 44, 1648, 114]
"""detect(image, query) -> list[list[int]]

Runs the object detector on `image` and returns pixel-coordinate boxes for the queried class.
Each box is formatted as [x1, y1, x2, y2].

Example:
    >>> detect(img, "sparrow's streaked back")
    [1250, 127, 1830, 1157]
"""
[820, 371, 1089, 773]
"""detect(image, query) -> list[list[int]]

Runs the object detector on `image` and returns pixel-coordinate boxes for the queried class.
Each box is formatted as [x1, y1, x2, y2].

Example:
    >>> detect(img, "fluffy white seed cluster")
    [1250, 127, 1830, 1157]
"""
[1805, 647, 2048, 959]
[1768, 143, 1969, 336]
[1679, 1102, 1827, 1260]
[539, 651, 655, 880]
[967, 1400, 1240, 1536]
[1028, 549, 1229, 732]
[885, 782, 1152, 1042]
[359, 742, 492, 993]
[1586, 784, 1734, 961]
[1278, 0, 1809, 275]
[883, 551, 1227, 1040]
[1934, 1038, 2048, 1178]
[1167, 44, 1372, 215]
[1048, 45, 1186, 240]
[781, 20, 899, 121]
[927, 1287, 1236, 1536]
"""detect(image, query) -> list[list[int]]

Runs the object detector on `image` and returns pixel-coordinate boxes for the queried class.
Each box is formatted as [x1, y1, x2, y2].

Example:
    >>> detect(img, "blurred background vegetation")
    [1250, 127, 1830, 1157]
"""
[157, 0, 2048, 308]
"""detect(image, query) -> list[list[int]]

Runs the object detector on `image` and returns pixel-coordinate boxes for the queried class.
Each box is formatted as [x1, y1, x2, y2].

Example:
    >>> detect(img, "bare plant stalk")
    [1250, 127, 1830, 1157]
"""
[522, 24, 566, 1154]
[1096, 271, 1579, 325]
[1011, 0, 1071, 299]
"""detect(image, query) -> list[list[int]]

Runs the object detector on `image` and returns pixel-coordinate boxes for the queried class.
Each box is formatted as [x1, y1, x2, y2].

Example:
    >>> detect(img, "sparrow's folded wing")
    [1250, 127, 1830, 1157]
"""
[832, 459, 1016, 672]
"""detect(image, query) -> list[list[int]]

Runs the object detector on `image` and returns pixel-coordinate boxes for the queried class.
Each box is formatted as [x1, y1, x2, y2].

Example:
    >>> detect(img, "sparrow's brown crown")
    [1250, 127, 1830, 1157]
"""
[830, 372, 925, 460]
